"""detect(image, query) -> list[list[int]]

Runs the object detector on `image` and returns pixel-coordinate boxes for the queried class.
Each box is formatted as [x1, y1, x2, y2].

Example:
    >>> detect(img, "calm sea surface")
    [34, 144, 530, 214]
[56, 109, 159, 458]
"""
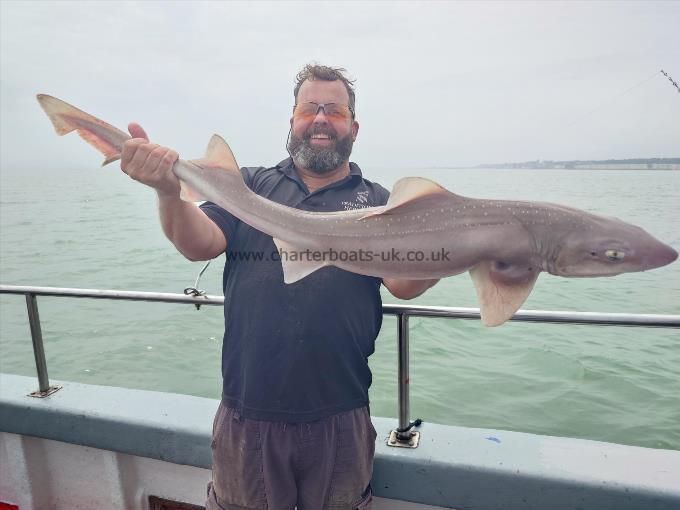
[1, 165, 678, 450]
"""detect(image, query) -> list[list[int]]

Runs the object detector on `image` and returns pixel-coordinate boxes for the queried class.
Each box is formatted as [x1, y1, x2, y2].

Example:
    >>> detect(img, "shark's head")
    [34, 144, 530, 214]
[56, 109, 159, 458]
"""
[552, 215, 678, 277]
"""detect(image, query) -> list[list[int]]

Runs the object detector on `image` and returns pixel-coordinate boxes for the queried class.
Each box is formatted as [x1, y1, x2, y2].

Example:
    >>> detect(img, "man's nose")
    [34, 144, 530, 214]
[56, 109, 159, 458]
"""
[312, 108, 330, 124]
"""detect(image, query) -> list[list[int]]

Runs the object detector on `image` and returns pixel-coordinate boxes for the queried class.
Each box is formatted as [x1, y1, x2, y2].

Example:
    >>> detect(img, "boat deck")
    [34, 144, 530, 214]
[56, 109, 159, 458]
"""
[2, 373, 679, 510]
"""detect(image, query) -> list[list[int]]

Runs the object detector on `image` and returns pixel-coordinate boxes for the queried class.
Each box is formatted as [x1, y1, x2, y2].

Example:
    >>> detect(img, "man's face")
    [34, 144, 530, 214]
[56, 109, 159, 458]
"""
[288, 79, 359, 174]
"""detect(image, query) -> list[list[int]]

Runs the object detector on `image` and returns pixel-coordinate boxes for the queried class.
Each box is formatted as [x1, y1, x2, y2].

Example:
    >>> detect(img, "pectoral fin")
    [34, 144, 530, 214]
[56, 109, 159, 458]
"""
[272, 238, 327, 284]
[184, 134, 240, 201]
[470, 261, 541, 327]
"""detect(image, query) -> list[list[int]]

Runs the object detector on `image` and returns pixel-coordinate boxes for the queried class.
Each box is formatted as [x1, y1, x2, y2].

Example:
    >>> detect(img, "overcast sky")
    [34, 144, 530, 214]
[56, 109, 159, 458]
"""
[1, 1, 678, 171]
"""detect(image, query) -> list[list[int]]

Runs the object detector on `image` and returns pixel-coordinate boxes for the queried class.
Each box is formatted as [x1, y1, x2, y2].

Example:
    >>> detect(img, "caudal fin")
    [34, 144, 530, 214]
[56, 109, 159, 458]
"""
[36, 94, 130, 166]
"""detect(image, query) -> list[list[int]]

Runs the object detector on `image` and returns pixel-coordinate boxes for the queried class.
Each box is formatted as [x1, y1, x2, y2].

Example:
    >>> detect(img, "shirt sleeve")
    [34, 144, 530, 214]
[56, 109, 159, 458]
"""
[199, 167, 257, 248]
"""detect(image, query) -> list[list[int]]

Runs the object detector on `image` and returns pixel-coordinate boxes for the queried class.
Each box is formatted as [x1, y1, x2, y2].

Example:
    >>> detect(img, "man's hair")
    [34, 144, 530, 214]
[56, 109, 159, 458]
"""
[293, 64, 356, 114]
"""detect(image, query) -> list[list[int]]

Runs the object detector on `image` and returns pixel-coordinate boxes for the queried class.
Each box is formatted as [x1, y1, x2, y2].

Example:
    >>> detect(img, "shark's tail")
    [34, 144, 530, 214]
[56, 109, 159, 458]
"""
[37, 94, 244, 203]
[36, 94, 131, 166]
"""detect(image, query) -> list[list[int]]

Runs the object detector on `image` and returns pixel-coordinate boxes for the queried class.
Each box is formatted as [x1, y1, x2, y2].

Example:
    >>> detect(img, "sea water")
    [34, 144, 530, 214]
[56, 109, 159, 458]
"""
[1, 165, 678, 449]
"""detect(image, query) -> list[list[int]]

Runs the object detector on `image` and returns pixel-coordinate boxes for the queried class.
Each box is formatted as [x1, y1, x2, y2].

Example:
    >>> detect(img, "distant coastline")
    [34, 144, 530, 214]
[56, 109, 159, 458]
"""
[472, 158, 680, 170]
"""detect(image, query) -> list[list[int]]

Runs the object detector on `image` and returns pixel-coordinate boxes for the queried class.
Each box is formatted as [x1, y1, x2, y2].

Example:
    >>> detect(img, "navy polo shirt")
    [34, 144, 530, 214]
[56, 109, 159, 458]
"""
[200, 157, 390, 422]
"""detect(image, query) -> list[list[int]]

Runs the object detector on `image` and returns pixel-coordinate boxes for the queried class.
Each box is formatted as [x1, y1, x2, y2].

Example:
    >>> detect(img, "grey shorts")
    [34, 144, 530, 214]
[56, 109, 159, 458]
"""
[205, 402, 376, 510]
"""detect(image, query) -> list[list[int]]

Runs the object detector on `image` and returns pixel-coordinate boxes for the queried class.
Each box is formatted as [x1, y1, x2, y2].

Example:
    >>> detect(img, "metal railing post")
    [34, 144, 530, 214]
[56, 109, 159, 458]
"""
[388, 312, 420, 447]
[24, 293, 60, 397]
[397, 312, 410, 434]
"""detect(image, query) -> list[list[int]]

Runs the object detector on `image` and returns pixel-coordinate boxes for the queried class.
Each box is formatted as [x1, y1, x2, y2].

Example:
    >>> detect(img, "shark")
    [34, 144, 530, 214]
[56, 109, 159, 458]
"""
[36, 94, 678, 326]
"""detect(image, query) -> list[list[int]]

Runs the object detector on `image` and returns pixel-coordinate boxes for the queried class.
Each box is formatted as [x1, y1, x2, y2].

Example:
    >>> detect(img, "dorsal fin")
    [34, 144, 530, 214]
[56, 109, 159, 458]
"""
[182, 134, 240, 201]
[190, 134, 239, 171]
[359, 177, 454, 220]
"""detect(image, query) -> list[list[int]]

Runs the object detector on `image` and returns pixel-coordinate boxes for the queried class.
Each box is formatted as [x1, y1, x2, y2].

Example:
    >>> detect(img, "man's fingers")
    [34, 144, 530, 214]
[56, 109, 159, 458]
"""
[121, 138, 148, 169]
[161, 149, 179, 169]
[126, 143, 160, 176]
[128, 122, 149, 141]
[144, 146, 169, 173]
[120, 141, 179, 196]
[150, 149, 180, 183]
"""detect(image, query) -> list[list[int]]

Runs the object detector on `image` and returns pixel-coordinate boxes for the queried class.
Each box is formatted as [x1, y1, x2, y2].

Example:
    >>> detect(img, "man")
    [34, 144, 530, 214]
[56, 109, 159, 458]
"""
[121, 64, 438, 510]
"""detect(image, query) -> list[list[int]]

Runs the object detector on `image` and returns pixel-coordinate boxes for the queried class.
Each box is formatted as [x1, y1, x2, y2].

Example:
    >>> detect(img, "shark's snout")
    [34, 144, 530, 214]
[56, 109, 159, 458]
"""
[644, 242, 678, 270]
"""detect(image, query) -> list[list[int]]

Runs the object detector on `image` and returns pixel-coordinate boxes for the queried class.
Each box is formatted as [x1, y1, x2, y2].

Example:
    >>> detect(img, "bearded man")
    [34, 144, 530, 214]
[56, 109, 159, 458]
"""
[121, 64, 438, 510]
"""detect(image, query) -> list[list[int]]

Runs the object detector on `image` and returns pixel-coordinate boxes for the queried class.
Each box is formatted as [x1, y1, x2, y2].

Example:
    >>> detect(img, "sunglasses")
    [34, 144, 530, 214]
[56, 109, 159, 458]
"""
[292, 102, 355, 122]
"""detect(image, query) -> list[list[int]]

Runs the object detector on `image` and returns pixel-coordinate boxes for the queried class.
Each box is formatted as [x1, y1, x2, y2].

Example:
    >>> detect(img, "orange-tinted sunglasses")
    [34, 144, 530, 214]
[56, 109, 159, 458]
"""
[292, 102, 355, 122]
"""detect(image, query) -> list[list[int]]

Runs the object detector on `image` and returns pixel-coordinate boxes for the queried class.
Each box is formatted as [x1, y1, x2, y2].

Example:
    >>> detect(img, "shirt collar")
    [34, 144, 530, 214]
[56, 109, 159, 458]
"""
[276, 157, 363, 191]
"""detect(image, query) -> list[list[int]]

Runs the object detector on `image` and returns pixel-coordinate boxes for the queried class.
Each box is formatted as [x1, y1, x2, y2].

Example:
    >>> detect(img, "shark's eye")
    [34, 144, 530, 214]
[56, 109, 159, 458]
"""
[589, 251, 597, 257]
[605, 249, 625, 261]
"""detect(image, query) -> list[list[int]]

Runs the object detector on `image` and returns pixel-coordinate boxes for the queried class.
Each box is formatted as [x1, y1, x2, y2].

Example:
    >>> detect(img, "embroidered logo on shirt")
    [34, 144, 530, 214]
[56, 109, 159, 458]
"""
[341, 190, 372, 210]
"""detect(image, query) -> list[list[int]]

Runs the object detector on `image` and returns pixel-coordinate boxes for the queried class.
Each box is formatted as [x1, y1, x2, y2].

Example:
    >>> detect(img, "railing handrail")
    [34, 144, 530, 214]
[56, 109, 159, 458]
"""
[2, 284, 679, 327]
[2, 282, 679, 444]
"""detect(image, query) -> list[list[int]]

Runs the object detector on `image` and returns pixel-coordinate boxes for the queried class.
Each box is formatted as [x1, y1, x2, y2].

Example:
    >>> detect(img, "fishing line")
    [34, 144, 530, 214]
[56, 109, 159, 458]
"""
[564, 69, 663, 128]
[184, 259, 212, 310]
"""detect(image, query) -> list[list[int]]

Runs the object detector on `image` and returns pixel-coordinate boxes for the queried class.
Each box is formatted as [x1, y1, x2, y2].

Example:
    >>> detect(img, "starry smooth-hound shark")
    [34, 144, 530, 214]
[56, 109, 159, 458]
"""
[36, 94, 678, 326]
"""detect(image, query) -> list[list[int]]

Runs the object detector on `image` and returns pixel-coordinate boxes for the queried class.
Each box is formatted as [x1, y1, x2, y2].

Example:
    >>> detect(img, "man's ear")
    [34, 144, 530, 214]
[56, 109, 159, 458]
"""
[352, 120, 359, 141]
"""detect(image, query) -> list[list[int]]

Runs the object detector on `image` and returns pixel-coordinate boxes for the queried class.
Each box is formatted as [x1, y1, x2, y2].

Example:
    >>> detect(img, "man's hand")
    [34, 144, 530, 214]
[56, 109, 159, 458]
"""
[120, 122, 226, 260]
[121, 123, 181, 198]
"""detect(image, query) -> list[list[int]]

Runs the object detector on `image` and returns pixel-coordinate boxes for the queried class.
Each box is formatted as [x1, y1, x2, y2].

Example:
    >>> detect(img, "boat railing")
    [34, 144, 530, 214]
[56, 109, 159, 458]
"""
[2, 284, 679, 448]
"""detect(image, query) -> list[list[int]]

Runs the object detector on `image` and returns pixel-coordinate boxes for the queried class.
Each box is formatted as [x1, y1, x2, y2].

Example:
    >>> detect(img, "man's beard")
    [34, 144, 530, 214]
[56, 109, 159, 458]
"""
[287, 127, 354, 174]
